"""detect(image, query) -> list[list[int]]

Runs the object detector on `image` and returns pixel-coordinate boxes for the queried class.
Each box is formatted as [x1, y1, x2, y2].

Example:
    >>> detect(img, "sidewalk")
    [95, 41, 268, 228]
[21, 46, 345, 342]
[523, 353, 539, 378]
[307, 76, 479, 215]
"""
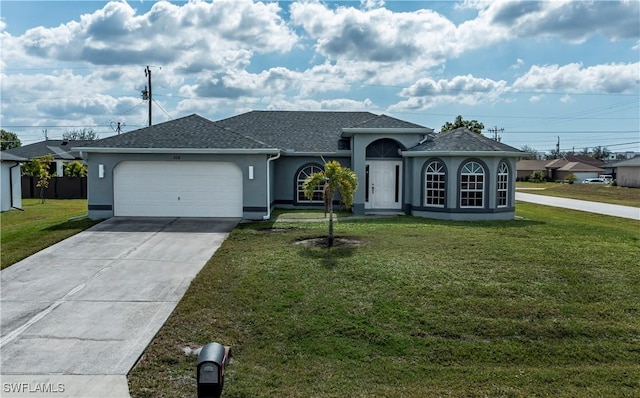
[515, 192, 640, 221]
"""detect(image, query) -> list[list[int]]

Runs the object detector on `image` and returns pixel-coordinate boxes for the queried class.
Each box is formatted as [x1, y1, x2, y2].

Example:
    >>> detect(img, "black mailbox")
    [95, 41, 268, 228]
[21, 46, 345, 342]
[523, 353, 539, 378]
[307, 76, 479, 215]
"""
[197, 342, 229, 398]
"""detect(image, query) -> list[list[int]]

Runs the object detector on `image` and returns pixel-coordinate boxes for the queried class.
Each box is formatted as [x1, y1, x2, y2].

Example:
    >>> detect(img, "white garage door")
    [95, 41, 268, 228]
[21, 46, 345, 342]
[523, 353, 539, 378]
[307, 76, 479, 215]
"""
[114, 161, 242, 217]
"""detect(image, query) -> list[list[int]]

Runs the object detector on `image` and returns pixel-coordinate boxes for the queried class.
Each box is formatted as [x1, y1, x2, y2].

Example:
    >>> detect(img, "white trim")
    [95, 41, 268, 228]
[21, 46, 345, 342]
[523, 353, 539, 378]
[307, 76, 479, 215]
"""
[342, 127, 433, 137]
[281, 150, 351, 157]
[403, 150, 523, 158]
[72, 147, 281, 155]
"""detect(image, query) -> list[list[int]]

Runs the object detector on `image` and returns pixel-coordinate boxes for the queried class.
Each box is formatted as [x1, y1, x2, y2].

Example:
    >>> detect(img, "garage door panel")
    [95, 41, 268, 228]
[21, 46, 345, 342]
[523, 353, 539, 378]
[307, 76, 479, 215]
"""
[114, 161, 242, 217]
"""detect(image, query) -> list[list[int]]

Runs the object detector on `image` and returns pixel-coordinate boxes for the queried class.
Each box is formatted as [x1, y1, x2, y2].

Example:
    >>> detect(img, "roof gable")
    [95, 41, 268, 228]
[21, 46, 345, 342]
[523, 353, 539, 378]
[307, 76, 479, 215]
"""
[215, 111, 427, 152]
[3, 140, 92, 160]
[408, 127, 522, 153]
[78, 114, 272, 150]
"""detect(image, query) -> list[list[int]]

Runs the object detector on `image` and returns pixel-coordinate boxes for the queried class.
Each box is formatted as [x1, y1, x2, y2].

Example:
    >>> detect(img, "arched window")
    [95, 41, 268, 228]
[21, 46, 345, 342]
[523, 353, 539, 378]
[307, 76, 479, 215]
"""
[497, 161, 509, 208]
[296, 164, 324, 203]
[424, 160, 446, 207]
[460, 161, 485, 208]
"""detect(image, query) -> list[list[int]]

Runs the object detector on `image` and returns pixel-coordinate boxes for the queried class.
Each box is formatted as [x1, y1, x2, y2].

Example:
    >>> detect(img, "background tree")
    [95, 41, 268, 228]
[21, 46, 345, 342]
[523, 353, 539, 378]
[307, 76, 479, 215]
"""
[440, 115, 484, 134]
[63, 128, 99, 140]
[591, 146, 610, 160]
[520, 145, 541, 160]
[63, 161, 88, 177]
[1, 129, 22, 150]
[302, 160, 358, 248]
[24, 155, 54, 203]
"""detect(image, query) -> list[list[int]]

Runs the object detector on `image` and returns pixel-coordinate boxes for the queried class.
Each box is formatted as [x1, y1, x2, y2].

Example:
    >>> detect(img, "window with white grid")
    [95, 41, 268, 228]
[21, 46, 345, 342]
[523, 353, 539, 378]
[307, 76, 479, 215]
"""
[424, 161, 446, 207]
[497, 162, 509, 208]
[297, 165, 324, 203]
[460, 161, 484, 208]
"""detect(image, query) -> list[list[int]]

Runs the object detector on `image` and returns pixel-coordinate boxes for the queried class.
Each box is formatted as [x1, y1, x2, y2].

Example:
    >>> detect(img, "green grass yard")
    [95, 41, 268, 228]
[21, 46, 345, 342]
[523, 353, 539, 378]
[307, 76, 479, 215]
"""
[0, 199, 100, 269]
[127, 204, 640, 397]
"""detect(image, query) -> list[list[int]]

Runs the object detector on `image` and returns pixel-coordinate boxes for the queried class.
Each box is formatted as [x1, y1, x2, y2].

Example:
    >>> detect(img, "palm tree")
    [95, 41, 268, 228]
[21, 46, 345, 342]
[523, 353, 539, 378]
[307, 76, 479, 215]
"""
[302, 160, 358, 247]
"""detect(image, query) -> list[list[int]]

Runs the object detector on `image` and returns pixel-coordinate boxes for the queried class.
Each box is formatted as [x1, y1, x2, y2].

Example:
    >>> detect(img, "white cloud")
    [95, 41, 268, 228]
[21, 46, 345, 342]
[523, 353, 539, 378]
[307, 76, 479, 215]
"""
[290, 2, 458, 80]
[511, 58, 525, 69]
[7, 0, 297, 68]
[457, 0, 640, 51]
[390, 75, 508, 111]
[529, 95, 544, 102]
[512, 62, 640, 94]
[560, 95, 574, 103]
[360, 0, 385, 10]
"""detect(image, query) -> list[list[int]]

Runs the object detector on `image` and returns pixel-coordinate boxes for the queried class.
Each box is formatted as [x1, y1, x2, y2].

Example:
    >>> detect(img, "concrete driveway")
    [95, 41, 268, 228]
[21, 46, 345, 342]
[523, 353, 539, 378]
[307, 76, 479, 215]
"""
[1, 217, 238, 397]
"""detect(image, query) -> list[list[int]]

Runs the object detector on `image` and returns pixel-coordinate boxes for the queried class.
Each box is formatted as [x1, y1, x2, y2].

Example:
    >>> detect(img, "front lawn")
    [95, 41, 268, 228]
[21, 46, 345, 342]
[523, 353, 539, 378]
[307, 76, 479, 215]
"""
[128, 204, 640, 397]
[517, 182, 640, 207]
[0, 199, 100, 269]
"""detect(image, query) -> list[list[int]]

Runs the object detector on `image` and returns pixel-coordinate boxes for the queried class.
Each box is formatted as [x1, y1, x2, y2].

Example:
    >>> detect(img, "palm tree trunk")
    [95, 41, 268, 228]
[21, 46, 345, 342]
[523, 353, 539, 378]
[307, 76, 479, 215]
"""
[328, 199, 334, 248]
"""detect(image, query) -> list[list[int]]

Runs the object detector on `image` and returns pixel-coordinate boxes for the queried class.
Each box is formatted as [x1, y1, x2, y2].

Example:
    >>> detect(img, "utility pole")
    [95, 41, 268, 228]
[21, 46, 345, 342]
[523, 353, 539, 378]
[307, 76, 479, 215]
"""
[141, 66, 152, 126]
[487, 126, 504, 142]
[556, 136, 560, 158]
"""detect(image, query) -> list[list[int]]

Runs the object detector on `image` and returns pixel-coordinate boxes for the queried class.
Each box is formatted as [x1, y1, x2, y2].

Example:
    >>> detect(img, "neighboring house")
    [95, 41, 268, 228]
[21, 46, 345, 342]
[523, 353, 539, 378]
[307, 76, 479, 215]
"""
[1, 151, 27, 211]
[517, 158, 603, 183]
[554, 161, 603, 182]
[608, 156, 640, 188]
[2, 139, 91, 176]
[76, 111, 523, 221]
[516, 159, 549, 180]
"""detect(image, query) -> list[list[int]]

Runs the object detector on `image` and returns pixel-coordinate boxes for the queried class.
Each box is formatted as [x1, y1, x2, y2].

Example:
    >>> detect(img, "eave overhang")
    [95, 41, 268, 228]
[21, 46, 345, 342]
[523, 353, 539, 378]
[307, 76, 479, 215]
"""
[402, 150, 525, 158]
[341, 127, 433, 137]
[73, 147, 281, 155]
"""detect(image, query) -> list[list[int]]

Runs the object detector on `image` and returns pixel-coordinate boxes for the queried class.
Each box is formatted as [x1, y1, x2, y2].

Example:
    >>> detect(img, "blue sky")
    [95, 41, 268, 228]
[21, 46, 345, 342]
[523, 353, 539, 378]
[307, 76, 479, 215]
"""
[1, 0, 638, 155]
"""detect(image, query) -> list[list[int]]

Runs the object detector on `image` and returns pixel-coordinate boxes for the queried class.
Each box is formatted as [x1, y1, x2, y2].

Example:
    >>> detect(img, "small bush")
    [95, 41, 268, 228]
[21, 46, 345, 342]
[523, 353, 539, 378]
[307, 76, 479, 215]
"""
[529, 170, 545, 183]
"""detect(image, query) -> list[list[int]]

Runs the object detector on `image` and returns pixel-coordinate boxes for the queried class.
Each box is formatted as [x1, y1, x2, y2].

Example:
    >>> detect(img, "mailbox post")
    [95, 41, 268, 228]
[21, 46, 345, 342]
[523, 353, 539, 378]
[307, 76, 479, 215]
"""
[197, 342, 229, 398]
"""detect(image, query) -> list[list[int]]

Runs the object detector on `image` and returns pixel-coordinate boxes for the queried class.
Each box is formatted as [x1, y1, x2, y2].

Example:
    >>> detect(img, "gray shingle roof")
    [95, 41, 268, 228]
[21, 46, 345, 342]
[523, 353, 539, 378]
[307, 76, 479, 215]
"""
[0, 151, 27, 161]
[351, 114, 428, 129]
[407, 127, 522, 153]
[3, 140, 91, 160]
[608, 155, 640, 167]
[215, 111, 427, 152]
[79, 114, 273, 149]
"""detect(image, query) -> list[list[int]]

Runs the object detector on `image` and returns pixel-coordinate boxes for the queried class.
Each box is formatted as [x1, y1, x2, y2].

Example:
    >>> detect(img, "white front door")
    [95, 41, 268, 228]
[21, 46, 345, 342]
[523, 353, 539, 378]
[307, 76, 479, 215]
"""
[365, 160, 402, 210]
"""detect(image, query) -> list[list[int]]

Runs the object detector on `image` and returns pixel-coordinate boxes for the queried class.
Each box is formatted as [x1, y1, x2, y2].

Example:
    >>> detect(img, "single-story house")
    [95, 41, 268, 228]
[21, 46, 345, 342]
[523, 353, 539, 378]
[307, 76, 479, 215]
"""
[76, 111, 524, 221]
[517, 158, 603, 183]
[1, 151, 27, 211]
[608, 156, 640, 188]
[2, 139, 91, 176]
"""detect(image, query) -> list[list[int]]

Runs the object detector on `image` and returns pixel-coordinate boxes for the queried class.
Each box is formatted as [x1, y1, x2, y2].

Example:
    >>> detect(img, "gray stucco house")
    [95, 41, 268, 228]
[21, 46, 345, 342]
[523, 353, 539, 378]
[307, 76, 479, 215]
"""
[1, 151, 27, 212]
[76, 111, 523, 221]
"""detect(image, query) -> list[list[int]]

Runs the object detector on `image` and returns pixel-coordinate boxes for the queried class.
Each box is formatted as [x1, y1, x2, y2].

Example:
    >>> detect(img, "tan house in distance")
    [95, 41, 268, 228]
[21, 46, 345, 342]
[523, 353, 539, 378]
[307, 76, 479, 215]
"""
[517, 157, 604, 183]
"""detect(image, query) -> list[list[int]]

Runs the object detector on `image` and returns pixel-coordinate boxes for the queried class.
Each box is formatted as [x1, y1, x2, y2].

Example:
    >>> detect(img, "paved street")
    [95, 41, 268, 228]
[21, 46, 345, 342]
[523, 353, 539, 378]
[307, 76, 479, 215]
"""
[516, 192, 640, 220]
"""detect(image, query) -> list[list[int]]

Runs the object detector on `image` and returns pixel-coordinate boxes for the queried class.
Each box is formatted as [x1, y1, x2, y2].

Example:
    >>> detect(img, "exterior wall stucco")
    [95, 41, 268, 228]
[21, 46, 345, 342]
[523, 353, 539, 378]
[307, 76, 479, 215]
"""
[272, 155, 351, 209]
[617, 166, 640, 188]
[1, 161, 22, 212]
[350, 133, 424, 214]
[85, 152, 270, 220]
[406, 156, 518, 221]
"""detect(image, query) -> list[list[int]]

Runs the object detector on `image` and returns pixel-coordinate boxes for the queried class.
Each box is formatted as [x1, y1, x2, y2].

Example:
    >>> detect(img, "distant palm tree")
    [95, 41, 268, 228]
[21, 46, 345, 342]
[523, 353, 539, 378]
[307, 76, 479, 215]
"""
[302, 160, 358, 247]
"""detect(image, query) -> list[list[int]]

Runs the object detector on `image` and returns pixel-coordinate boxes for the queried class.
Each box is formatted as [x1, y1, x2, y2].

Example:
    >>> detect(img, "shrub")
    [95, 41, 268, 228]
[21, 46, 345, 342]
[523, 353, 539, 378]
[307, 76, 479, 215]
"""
[63, 161, 88, 177]
[529, 170, 545, 183]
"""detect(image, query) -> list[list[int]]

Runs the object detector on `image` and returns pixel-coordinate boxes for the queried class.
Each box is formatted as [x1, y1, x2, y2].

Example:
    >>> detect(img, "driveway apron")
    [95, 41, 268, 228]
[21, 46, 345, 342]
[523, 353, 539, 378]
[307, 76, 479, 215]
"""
[1, 217, 237, 397]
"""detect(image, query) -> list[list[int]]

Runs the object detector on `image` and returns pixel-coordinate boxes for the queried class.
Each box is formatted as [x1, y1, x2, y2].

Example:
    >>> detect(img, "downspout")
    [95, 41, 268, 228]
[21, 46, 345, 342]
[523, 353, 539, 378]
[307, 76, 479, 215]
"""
[263, 152, 281, 220]
[9, 162, 24, 211]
